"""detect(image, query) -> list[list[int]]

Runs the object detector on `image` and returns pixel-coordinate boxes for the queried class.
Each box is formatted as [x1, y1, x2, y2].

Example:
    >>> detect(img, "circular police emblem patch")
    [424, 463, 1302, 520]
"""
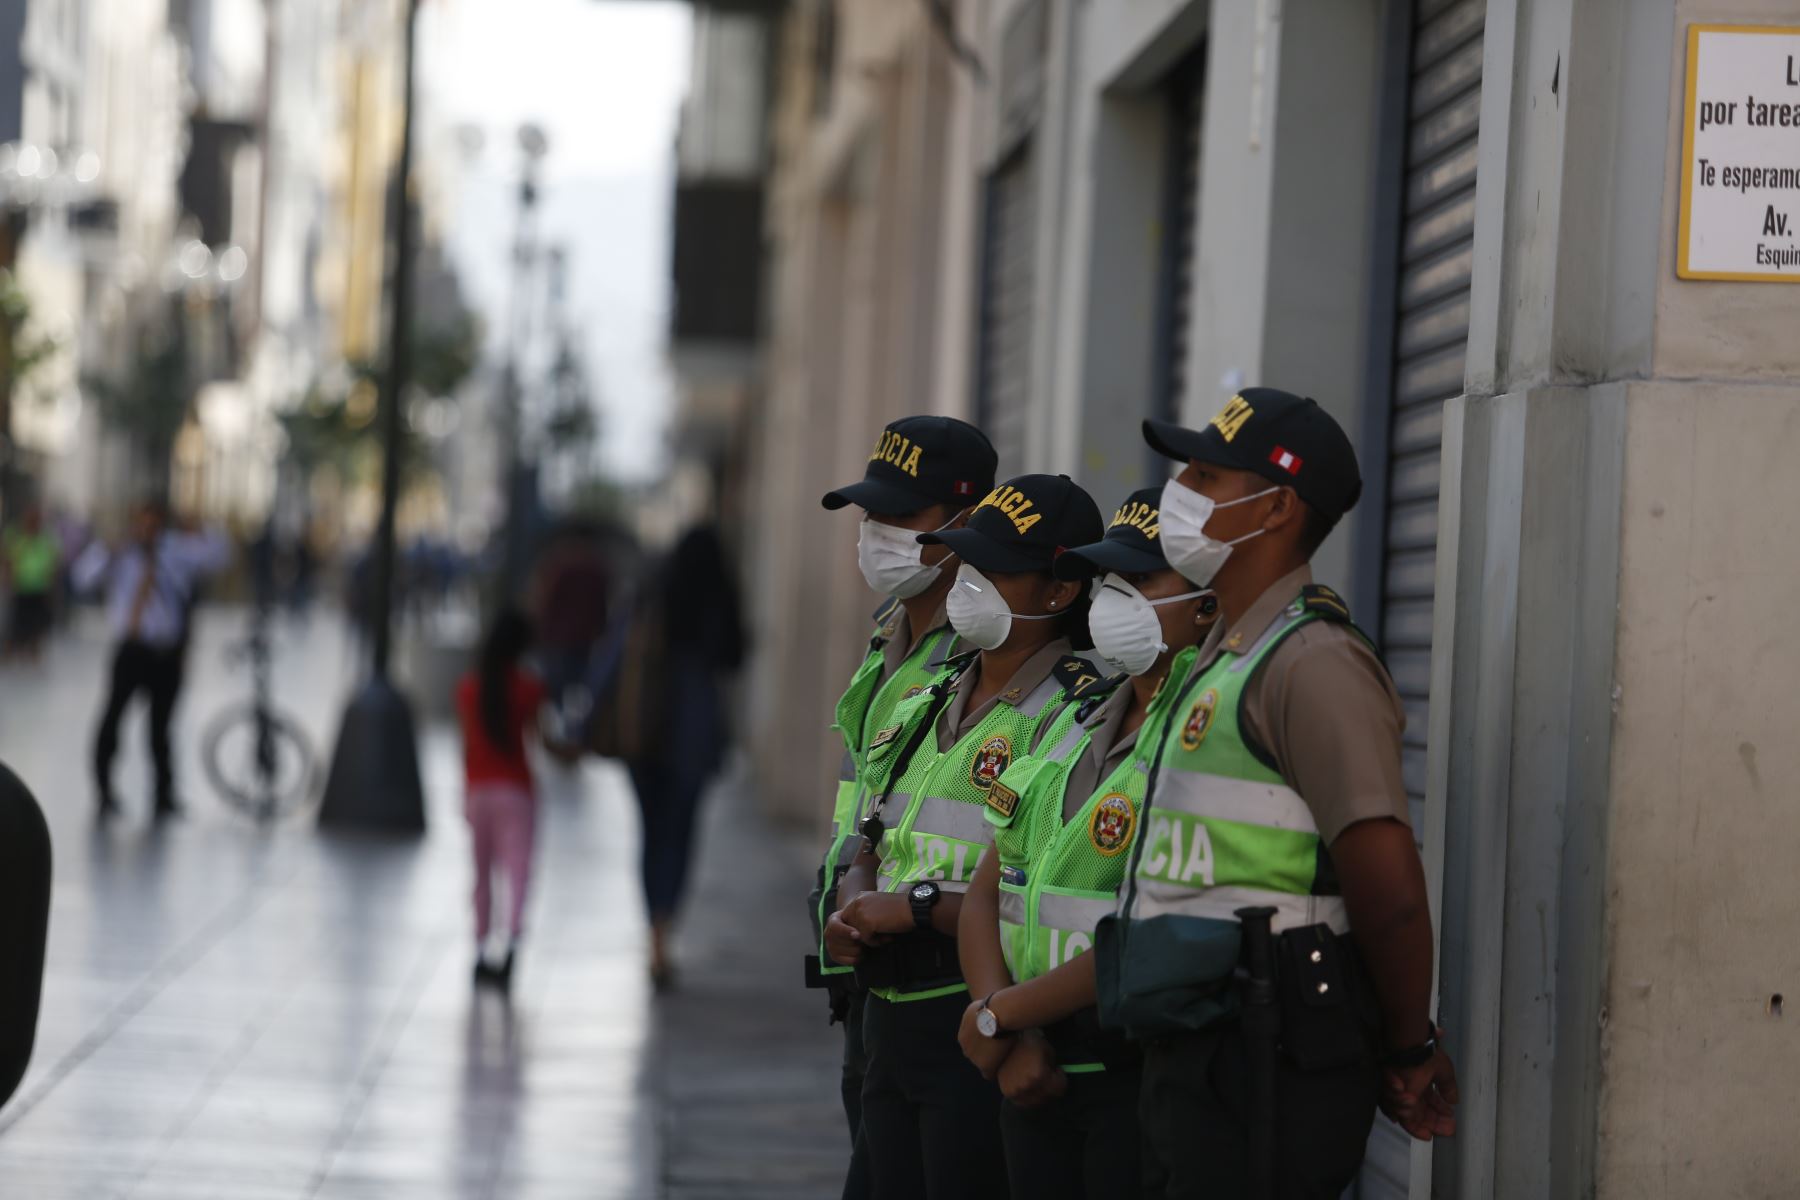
[1089, 793, 1135, 856]
[969, 735, 1013, 791]
[1180, 689, 1220, 751]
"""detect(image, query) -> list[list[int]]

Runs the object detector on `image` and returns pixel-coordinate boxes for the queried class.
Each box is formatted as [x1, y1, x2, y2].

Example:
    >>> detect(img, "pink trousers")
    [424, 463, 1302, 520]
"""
[465, 781, 537, 943]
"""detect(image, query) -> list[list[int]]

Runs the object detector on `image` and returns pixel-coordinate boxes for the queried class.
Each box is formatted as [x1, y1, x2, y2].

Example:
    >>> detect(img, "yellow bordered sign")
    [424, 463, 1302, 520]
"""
[1677, 24, 1800, 282]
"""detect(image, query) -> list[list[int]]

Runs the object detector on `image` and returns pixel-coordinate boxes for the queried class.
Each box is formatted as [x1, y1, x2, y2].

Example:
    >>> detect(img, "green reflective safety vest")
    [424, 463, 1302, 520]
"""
[860, 649, 1102, 1001]
[987, 648, 1198, 999]
[1124, 590, 1355, 958]
[813, 603, 959, 976]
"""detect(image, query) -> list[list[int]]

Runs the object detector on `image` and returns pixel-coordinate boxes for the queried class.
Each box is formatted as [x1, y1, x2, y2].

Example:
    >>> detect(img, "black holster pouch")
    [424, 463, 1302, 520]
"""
[1045, 1005, 1140, 1072]
[853, 929, 963, 994]
[1271, 924, 1380, 1072]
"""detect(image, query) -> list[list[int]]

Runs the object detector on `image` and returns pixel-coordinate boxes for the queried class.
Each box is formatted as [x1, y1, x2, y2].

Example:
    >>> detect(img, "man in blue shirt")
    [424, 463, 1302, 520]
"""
[73, 502, 231, 820]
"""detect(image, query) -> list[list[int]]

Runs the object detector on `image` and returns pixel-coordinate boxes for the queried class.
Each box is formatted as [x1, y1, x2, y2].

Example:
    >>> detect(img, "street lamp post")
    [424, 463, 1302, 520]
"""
[498, 125, 548, 594]
[317, 0, 426, 833]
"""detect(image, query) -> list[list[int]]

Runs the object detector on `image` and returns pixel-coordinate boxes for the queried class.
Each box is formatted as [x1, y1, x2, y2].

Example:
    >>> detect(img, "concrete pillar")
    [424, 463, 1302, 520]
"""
[1431, 0, 1800, 1194]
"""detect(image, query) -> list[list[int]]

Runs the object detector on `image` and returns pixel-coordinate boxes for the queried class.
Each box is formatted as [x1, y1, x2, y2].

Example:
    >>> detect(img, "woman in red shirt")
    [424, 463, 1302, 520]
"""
[456, 608, 548, 988]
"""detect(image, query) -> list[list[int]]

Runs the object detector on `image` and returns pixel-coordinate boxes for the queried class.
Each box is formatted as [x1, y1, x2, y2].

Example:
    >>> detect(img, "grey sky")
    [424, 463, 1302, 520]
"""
[420, 0, 692, 484]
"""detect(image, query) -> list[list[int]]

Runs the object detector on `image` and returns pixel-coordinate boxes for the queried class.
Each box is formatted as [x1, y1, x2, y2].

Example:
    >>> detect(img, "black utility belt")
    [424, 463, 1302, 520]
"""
[853, 929, 964, 994]
[1045, 1006, 1139, 1071]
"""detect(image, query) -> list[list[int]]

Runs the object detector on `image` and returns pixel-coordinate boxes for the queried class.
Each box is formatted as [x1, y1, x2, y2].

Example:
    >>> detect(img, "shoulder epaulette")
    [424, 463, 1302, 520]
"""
[1300, 583, 1352, 623]
[941, 649, 980, 680]
[1074, 673, 1129, 723]
[867, 597, 904, 650]
[1051, 655, 1109, 699]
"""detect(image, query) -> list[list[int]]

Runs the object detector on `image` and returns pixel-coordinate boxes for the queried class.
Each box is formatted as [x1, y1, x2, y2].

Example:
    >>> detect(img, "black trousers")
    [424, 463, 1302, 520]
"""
[860, 990, 1008, 1200]
[93, 640, 185, 809]
[840, 994, 870, 1200]
[1139, 1026, 1379, 1200]
[1000, 1063, 1148, 1200]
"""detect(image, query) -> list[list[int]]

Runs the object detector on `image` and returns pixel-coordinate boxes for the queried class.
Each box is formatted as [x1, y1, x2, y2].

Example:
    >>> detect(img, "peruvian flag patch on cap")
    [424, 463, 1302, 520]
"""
[953, 480, 975, 496]
[1268, 446, 1303, 475]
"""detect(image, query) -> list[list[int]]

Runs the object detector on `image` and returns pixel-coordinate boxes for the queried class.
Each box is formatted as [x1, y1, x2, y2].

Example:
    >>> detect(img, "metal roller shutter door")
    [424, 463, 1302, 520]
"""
[1151, 49, 1205, 443]
[1361, 1, 1485, 1195]
[976, 146, 1037, 480]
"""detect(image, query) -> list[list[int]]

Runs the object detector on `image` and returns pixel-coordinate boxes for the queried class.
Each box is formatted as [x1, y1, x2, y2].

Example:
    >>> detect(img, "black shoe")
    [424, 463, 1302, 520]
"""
[474, 958, 499, 988]
[96, 794, 120, 822]
[494, 949, 515, 990]
[152, 801, 184, 822]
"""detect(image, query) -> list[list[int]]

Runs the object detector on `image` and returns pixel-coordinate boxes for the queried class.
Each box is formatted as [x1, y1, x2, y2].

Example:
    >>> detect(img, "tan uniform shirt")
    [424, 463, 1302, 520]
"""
[875, 599, 950, 683]
[936, 638, 1074, 751]
[1194, 564, 1410, 844]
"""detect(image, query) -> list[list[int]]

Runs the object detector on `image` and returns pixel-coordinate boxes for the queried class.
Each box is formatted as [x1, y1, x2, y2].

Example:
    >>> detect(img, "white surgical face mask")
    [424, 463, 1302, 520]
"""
[1158, 478, 1279, 587]
[857, 515, 949, 599]
[1087, 574, 1212, 676]
[945, 564, 1059, 651]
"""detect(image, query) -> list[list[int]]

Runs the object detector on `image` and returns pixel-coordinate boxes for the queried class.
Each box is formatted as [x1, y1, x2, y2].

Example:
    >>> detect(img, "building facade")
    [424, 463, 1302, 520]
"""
[684, 0, 1800, 1193]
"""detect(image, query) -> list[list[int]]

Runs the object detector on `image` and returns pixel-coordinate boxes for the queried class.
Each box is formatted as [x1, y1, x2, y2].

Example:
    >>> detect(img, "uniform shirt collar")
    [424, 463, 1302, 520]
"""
[1199, 564, 1314, 665]
[941, 637, 1073, 742]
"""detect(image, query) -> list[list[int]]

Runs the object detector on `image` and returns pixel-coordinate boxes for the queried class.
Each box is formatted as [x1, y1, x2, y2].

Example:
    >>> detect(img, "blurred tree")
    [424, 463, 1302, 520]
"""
[0, 269, 65, 511]
[84, 323, 187, 496]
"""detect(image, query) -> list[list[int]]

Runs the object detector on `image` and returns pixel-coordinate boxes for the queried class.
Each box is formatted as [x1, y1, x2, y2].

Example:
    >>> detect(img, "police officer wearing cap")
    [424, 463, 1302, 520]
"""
[812, 415, 997, 1199]
[1109, 388, 1458, 1198]
[953, 485, 1219, 1200]
[826, 472, 1107, 1200]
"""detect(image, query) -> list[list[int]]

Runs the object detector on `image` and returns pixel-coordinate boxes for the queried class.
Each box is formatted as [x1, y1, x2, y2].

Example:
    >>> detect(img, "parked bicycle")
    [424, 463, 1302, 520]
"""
[202, 601, 317, 821]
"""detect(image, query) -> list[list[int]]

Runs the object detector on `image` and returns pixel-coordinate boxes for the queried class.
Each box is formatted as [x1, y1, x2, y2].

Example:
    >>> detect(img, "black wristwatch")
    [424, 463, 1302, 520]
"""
[1383, 1022, 1440, 1069]
[909, 881, 941, 931]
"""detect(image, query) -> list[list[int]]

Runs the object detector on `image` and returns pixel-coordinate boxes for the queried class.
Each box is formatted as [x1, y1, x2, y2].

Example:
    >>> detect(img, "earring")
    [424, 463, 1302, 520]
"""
[1048, 601, 1058, 609]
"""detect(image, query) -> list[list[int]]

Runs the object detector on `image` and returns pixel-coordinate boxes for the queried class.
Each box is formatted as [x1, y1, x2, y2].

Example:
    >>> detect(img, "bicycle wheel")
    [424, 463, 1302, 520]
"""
[202, 703, 319, 821]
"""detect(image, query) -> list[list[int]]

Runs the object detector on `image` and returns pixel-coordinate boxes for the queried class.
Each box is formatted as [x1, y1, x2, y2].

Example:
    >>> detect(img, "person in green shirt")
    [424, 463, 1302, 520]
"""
[953, 484, 1217, 1200]
[826, 472, 1107, 1200]
[4, 506, 61, 663]
[812, 415, 996, 1200]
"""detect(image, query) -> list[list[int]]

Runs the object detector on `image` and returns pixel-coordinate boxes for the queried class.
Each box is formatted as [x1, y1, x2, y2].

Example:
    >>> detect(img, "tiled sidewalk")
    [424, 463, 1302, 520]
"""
[0, 611, 845, 1199]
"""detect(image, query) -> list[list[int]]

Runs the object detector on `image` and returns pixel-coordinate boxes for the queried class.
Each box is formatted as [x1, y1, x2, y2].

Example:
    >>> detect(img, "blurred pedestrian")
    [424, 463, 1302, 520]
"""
[3, 505, 61, 663]
[607, 523, 746, 989]
[456, 608, 549, 991]
[530, 523, 611, 732]
[73, 501, 230, 820]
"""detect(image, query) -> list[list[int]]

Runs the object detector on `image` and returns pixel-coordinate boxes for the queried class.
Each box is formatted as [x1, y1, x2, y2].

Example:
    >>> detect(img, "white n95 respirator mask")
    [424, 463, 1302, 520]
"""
[1087, 574, 1212, 676]
[945, 565, 1059, 651]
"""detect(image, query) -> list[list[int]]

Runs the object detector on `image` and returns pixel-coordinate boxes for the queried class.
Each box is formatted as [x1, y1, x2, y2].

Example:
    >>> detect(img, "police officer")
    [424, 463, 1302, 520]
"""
[1113, 388, 1458, 1198]
[814, 415, 998, 1198]
[826, 472, 1107, 1200]
[953, 486, 1218, 1199]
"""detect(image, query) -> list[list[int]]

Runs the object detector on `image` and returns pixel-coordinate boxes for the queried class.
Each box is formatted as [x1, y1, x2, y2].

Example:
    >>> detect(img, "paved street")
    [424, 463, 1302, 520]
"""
[0, 608, 845, 1199]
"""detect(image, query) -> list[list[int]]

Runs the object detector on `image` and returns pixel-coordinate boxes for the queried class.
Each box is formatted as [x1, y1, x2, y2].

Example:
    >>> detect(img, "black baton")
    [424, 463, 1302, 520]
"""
[1236, 905, 1280, 1200]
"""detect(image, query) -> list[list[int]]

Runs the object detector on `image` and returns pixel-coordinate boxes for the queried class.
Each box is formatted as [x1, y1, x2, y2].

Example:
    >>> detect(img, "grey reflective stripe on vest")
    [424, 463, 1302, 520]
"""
[1022, 671, 1066, 717]
[833, 832, 861, 868]
[1046, 714, 1089, 761]
[1034, 891, 1116, 936]
[910, 795, 998, 846]
[1126, 884, 1348, 936]
[838, 749, 857, 784]
[925, 632, 956, 670]
[1150, 771, 1319, 832]
[997, 889, 1026, 926]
